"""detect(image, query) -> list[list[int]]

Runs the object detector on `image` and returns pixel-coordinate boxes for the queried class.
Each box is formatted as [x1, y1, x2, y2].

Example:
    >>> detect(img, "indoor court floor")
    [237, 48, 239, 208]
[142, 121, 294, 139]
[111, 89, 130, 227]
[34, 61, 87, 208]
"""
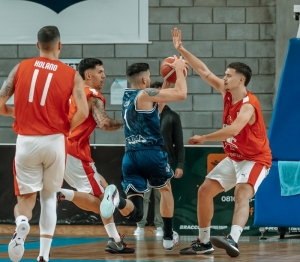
[0, 229, 300, 262]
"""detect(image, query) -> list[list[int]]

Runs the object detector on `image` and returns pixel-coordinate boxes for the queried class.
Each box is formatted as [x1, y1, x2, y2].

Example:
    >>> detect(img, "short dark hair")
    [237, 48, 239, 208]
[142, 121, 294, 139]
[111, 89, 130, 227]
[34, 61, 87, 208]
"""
[150, 81, 163, 89]
[227, 62, 252, 86]
[78, 58, 103, 80]
[37, 26, 60, 50]
[37, 25, 60, 52]
[126, 63, 149, 77]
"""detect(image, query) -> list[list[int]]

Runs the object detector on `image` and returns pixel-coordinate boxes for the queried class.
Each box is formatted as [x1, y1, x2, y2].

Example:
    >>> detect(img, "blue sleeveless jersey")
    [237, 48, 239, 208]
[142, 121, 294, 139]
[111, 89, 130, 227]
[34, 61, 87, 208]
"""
[122, 88, 163, 151]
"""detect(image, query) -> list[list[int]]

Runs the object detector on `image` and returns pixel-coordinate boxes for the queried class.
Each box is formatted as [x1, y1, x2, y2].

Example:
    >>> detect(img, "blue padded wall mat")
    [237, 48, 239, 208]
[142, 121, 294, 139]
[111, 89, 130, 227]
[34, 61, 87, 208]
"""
[268, 38, 300, 161]
[254, 161, 300, 227]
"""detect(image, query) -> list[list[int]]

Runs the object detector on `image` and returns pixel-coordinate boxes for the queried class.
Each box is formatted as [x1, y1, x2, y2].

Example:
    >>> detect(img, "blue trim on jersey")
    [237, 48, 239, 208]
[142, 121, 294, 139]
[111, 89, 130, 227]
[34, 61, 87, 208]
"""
[122, 88, 163, 151]
[124, 184, 150, 194]
[134, 92, 158, 113]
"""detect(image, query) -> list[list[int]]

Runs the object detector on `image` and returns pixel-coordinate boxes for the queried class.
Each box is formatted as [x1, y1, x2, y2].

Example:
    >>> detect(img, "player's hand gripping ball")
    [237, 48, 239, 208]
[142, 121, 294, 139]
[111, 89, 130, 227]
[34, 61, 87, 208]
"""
[160, 56, 188, 83]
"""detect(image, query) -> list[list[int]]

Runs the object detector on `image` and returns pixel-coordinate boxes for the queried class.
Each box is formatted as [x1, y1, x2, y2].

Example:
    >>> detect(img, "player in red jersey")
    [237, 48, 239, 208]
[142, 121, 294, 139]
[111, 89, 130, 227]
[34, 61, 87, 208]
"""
[0, 26, 88, 262]
[172, 28, 272, 257]
[57, 58, 134, 254]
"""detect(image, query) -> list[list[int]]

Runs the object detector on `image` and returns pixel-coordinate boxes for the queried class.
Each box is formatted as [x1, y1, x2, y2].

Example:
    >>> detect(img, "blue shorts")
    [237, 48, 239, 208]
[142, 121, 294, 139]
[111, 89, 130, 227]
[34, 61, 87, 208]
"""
[121, 149, 174, 194]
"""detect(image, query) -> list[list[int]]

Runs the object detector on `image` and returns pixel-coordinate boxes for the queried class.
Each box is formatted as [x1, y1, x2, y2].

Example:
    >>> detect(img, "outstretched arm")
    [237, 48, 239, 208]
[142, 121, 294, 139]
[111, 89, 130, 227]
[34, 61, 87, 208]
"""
[0, 64, 19, 117]
[188, 103, 255, 144]
[172, 27, 225, 96]
[92, 97, 123, 131]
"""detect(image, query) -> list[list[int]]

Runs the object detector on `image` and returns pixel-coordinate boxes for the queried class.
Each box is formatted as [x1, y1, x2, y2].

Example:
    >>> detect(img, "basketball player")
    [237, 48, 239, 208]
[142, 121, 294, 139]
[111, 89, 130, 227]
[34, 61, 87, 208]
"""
[57, 58, 134, 254]
[0, 26, 89, 262]
[172, 28, 272, 257]
[100, 56, 188, 251]
[133, 81, 185, 237]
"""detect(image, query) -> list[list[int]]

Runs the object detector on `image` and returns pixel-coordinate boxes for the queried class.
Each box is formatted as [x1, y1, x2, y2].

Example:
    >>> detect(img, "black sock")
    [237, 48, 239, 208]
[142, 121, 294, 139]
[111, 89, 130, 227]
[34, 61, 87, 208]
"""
[162, 217, 173, 239]
[118, 197, 127, 210]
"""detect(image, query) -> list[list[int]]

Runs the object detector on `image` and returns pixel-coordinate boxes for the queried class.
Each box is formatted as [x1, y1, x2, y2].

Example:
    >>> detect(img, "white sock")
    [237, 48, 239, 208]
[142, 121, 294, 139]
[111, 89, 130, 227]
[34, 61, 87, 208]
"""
[38, 238, 52, 261]
[230, 225, 243, 243]
[60, 189, 74, 201]
[104, 223, 121, 242]
[199, 227, 210, 244]
[15, 215, 28, 226]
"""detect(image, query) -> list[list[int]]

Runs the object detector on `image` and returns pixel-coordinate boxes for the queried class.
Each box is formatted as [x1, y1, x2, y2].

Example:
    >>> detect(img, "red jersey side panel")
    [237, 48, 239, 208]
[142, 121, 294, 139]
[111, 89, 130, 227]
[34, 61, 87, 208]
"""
[222, 91, 272, 168]
[67, 87, 106, 162]
[13, 57, 75, 136]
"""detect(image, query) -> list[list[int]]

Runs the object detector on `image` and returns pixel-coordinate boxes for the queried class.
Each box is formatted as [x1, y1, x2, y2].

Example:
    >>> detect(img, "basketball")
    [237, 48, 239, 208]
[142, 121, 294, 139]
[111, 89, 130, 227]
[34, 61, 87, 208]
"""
[160, 56, 188, 83]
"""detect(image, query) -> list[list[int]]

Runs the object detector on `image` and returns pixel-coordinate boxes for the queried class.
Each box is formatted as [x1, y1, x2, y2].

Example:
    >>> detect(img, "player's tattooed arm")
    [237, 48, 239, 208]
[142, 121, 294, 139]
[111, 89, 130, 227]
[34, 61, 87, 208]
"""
[70, 72, 88, 132]
[74, 72, 83, 99]
[0, 64, 18, 98]
[0, 64, 18, 117]
[143, 88, 159, 97]
[92, 97, 123, 131]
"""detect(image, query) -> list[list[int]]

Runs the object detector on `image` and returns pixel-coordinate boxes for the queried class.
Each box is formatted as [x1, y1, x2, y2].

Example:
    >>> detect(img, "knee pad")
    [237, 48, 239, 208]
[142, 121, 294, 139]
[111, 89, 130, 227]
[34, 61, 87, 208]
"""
[126, 195, 144, 222]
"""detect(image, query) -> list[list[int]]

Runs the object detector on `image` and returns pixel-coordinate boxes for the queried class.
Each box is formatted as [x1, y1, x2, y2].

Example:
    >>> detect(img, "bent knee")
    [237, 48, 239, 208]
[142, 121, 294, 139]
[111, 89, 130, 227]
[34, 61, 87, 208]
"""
[127, 207, 143, 222]
[158, 182, 172, 193]
[198, 184, 210, 197]
[126, 195, 144, 222]
[198, 179, 223, 198]
[234, 184, 254, 201]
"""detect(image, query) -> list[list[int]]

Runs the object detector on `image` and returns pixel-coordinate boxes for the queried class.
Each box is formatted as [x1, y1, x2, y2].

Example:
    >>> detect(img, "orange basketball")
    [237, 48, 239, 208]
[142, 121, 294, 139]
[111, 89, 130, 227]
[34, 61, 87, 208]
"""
[160, 56, 188, 83]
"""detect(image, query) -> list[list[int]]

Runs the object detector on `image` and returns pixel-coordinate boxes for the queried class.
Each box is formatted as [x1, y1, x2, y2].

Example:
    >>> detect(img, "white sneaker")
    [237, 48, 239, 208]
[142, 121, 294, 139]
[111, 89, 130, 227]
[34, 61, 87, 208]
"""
[100, 184, 120, 219]
[8, 220, 30, 262]
[133, 227, 145, 236]
[155, 227, 163, 237]
[163, 231, 179, 251]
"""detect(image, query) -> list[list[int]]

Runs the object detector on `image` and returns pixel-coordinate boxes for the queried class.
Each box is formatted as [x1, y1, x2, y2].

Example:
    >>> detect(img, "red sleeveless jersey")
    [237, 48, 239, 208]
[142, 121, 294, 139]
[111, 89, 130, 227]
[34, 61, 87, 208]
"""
[67, 87, 106, 162]
[13, 57, 75, 136]
[222, 91, 272, 168]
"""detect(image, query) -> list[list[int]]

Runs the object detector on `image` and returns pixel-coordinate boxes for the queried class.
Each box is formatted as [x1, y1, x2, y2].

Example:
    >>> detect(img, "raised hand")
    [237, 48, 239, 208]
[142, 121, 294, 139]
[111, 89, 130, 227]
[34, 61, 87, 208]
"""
[172, 27, 182, 51]
[169, 55, 186, 71]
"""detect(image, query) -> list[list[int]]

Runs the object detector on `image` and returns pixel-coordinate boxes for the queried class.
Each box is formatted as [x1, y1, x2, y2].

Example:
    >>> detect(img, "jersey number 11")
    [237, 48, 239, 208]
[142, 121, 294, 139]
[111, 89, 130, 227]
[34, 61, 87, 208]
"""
[28, 69, 53, 106]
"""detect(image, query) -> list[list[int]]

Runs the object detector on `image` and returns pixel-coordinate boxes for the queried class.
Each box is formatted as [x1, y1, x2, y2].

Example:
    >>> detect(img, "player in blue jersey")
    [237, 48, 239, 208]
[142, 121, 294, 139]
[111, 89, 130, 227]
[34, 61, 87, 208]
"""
[100, 56, 187, 251]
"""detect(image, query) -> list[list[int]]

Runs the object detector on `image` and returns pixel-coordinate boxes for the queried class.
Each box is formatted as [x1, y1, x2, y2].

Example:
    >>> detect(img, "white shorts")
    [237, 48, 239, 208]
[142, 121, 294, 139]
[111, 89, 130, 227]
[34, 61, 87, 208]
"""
[206, 157, 269, 193]
[64, 154, 104, 196]
[14, 134, 66, 195]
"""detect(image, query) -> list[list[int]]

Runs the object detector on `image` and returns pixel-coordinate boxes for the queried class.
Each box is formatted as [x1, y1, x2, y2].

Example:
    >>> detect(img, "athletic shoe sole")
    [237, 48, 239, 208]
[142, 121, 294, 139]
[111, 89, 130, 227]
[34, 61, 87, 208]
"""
[179, 246, 214, 255]
[100, 185, 119, 219]
[105, 246, 135, 254]
[210, 236, 240, 257]
[16, 221, 30, 238]
[8, 221, 30, 262]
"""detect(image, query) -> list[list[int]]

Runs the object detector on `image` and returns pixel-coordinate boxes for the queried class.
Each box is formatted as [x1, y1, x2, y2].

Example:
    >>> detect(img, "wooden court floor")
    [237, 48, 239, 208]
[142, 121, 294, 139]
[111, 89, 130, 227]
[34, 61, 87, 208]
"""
[0, 225, 300, 262]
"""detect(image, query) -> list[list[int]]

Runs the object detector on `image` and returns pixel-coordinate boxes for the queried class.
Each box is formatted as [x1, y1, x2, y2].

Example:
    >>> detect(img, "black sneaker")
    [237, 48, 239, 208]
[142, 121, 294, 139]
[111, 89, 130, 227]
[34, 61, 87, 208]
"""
[56, 192, 65, 204]
[105, 234, 135, 254]
[37, 254, 50, 261]
[180, 238, 214, 254]
[210, 235, 239, 257]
